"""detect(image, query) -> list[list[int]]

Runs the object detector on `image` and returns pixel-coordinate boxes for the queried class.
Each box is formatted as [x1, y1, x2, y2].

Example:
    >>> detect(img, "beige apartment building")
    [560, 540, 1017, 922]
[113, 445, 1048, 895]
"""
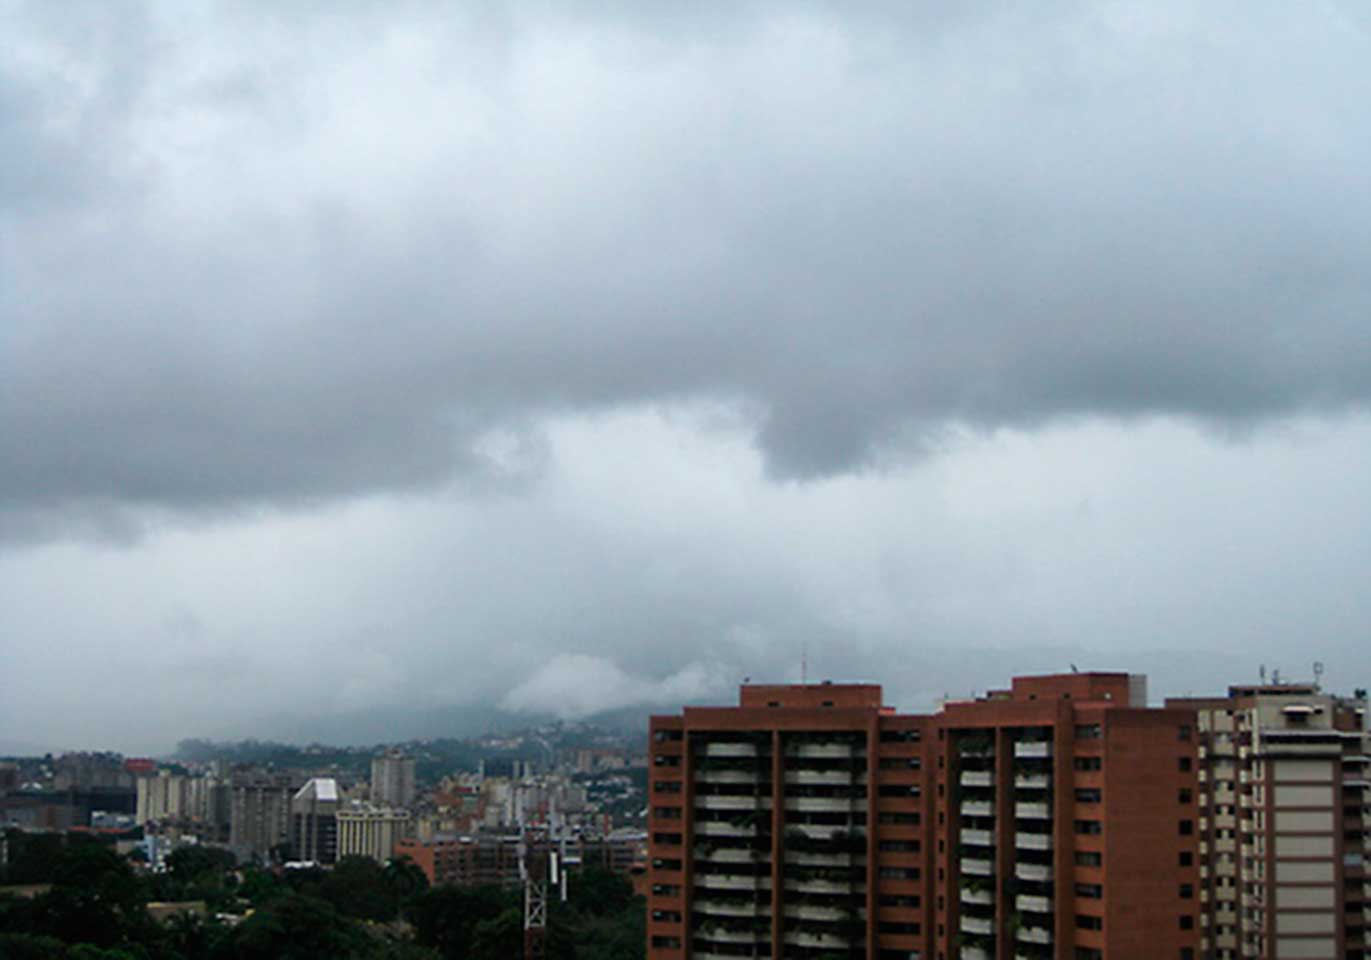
[336, 803, 413, 862]
[1168, 682, 1370, 960]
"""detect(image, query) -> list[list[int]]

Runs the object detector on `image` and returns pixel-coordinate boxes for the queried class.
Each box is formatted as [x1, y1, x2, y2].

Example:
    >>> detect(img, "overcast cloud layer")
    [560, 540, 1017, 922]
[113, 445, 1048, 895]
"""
[3, 1, 1370, 752]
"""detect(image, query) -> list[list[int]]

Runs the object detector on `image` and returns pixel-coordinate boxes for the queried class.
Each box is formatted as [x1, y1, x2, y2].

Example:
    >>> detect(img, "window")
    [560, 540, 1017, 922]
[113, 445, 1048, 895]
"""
[881, 729, 921, 743]
[878, 922, 920, 935]
[1178, 788, 1192, 804]
[1074, 819, 1102, 835]
[1179, 820, 1194, 836]
[1075, 724, 1102, 740]
[1178, 725, 1192, 740]
[879, 840, 920, 853]
[878, 867, 920, 880]
[1179, 851, 1193, 867]
[651, 883, 680, 896]
[1179, 915, 1194, 930]
[653, 832, 682, 846]
[1178, 757, 1192, 772]
[1075, 788, 1102, 803]
[1075, 850, 1103, 867]
[1073, 756, 1102, 771]
[1075, 883, 1103, 898]
[879, 784, 920, 798]
[653, 729, 683, 742]
[1075, 914, 1103, 930]
[654, 806, 682, 819]
[651, 936, 682, 949]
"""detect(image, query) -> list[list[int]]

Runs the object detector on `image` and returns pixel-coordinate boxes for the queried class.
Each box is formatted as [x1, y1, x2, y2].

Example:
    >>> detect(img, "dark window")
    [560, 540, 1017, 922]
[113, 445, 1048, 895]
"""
[1073, 756, 1102, 771]
[1075, 883, 1103, 898]
[1075, 914, 1103, 930]
[1179, 851, 1193, 867]
[1179, 915, 1194, 930]
[1074, 819, 1102, 835]
[1178, 757, 1192, 772]
[1180, 884, 1193, 899]
[1075, 788, 1102, 803]
[1178, 725, 1192, 740]
[1179, 820, 1194, 836]
[1075, 724, 1102, 740]
[1178, 788, 1192, 803]
[1075, 850, 1103, 867]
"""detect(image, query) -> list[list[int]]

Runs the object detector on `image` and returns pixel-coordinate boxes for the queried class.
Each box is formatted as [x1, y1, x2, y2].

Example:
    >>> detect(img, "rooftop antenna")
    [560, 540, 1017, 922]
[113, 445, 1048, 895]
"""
[1313, 662, 1324, 689]
[1260, 664, 1267, 684]
[801, 640, 808, 685]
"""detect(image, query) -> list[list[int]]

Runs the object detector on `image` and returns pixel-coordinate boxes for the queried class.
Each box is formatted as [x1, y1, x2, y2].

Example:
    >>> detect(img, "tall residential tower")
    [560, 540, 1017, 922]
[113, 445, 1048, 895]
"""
[647, 674, 1202, 960]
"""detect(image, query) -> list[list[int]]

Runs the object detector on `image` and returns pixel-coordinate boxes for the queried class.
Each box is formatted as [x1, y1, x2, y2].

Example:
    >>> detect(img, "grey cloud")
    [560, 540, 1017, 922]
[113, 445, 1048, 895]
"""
[4, 1, 1371, 538]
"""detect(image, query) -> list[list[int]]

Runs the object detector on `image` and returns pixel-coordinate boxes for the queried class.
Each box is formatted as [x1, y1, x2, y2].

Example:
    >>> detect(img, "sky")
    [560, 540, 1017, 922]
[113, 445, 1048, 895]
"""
[3, 1, 1370, 754]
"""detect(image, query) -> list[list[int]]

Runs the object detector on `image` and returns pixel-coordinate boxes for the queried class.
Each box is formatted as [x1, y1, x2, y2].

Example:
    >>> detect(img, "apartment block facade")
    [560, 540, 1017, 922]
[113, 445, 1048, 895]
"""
[646, 674, 1202, 960]
[1167, 683, 1371, 960]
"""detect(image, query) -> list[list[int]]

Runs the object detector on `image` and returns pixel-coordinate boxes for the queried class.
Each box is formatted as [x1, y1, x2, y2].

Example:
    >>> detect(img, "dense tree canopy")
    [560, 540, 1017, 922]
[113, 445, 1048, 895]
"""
[0, 836, 644, 960]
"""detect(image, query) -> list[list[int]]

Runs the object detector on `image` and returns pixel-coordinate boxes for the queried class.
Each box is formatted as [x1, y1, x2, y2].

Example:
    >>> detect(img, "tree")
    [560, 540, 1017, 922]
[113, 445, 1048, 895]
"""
[320, 856, 393, 923]
[408, 885, 517, 960]
[212, 892, 373, 960]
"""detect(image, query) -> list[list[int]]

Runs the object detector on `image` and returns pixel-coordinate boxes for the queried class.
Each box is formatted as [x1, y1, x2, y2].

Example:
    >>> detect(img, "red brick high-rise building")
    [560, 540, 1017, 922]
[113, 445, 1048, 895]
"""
[646, 673, 1202, 960]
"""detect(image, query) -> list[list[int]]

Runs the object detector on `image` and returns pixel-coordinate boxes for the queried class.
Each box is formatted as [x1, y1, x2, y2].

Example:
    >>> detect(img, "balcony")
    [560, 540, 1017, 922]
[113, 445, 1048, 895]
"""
[695, 768, 761, 784]
[960, 948, 991, 960]
[961, 771, 994, 788]
[694, 899, 769, 918]
[1015, 894, 1052, 913]
[703, 742, 758, 758]
[793, 743, 856, 760]
[961, 915, 994, 936]
[696, 821, 759, 837]
[697, 795, 768, 811]
[1015, 742, 1051, 759]
[1015, 801, 1050, 819]
[1014, 773, 1050, 790]
[1016, 833, 1051, 851]
[787, 769, 855, 786]
[962, 857, 994, 876]
[784, 930, 854, 949]
[787, 796, 857, 813]
[1015, 862, 1051, 882]
[696, 847, 757, 864]
[783, 903, 847, 922]
[696, 874, 765, 891]
[698, 927, 765, 945]
[783, 877, 856, 895]
[960, 828, 994, 846]
[962, 800, 994, 817]
[1016, 925, 1051, 945]
[961, 886, 993, 906]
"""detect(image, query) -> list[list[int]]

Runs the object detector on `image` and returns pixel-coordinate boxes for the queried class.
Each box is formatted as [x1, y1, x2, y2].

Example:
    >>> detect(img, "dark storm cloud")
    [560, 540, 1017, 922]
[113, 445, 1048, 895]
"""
[4, 1, 1371, 537]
